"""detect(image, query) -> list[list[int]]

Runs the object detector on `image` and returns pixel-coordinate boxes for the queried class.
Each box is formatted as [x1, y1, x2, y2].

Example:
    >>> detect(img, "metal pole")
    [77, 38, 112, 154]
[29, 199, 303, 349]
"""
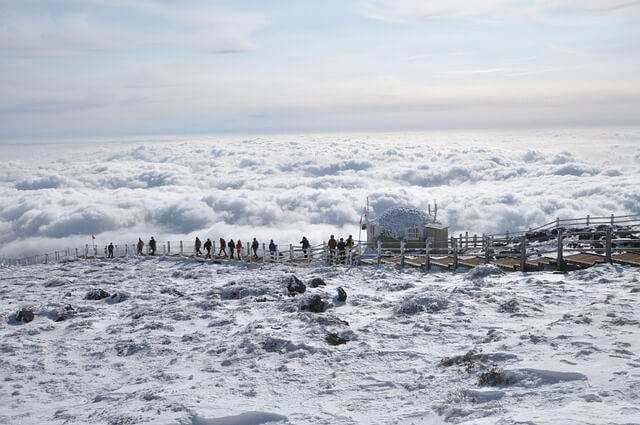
[377, 240, 382, 266]
[586, 214, 590, 227]
[400, 240, 405, 268]
[180, 240, 183, 256]
[425, 239, 431, 270]
[484, 236, 490, 264]
[606, 227, 612, 263]
[452, 238, 458, 270]
[611, 214, 614, 226]
[167, 241, 171, 254]
[289, 244, 294, 261]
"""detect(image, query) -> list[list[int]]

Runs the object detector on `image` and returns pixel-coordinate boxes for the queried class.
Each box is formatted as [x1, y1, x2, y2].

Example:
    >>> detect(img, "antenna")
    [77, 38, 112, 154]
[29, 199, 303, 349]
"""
[434, 200, 438, 221]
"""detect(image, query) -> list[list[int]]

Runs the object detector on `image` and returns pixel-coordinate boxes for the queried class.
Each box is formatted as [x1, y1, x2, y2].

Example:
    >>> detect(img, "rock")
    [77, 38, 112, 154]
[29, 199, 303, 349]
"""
[325, 332, 347, 346]
[286, 275, 306, 296]
[336, 287, 347, 302]
[478, 367, 513, 386]
[309, 278, 326, 288]
[107, 292, 129, 304]
[303, 295, 326, 313]
[498, 299, 519, 313]
[86, 289, 110, 300]
[55, 305, 75, 322]
[16, 308, 34, 323]
[160, 288, 184, 297]
[630, 288, 640, 293]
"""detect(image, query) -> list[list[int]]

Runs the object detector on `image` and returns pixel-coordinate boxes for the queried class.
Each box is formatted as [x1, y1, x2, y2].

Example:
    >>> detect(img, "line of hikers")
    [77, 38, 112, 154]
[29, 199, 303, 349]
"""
[126, 234, 355, 263]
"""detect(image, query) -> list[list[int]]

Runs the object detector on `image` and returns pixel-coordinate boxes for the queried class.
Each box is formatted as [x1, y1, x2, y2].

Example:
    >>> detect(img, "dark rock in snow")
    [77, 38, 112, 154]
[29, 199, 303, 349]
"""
[86, 289, 110, 300]
[16, 308, 35, 323]
[160, 288, 184, 297]
[325, 332, 347, 346]
[302, 295, 326, 313]
[309, 278, 326, 288]
[55, 305, 75, 322]
[630, 287, 640, 293]
[287, 275, 306, 296]
[478, 367, 514, 386]
[336, 287, 347, 302]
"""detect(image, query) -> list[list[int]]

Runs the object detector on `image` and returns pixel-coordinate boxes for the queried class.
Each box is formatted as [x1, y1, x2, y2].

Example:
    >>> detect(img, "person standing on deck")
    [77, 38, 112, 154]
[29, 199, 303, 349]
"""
[218, 237, 227, 257]
[252, 238, 259, 258]
[108, 243, 114, 258]
[137, 238, 144, 255]
[300, 236, 310, 258]
[328, 235, 337, 262]
[269, 240, 277, 260]
[203, 238, 212, 258]
[195, 237, 202, 257]
[228, 239, 236, 259]
[236, 240, 243, 260]
[346, 235, 354, 262]
[149, 237, 156, 256]
[337, 238, 346, 263]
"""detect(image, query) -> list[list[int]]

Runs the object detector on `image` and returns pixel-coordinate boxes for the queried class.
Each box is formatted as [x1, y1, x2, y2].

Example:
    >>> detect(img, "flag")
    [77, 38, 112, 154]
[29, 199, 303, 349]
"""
[92, 235, 96, 240]
[359, 215, 362, 225]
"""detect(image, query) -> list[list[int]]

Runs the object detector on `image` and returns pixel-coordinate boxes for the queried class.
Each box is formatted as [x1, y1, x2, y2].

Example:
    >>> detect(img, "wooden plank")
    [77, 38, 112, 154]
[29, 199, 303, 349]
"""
[491, 257, 520, 271]
[430, 257, 455, 269]
[564, 253, 606, 267]
[613, 252, 640, 267]
[458, 257, 485, 268]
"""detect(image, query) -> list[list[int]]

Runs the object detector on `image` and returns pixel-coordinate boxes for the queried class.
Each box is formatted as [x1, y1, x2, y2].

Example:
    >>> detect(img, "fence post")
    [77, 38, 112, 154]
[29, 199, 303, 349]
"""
[45, 254, 48, 264]
[520, 235, 527, 272]
[262, 243, 266, 262]
[180, 241, 183, 256]
[167, 241, 171, 254]
[358, 241, 362, 266]
[75, 248, 79, 257]
[323, 241, 328, 263]
[556, 217, 560, 229]
[586, 214, 590, 227]
[452, 238, 458, 270]
[425, 239, 431, 270]
[377, 240, 382, 266]
[289, 244, 294, 261]
[611, 214, 614, 226]
[484, 236, 491, 264]
[465, 232, 469, 250]
[400, 240, 405, 268]
[606, 227, 612, 263]
[85, 244, 89, 257]
[557, 229, 564, 271]
[125, 245, 128, 257]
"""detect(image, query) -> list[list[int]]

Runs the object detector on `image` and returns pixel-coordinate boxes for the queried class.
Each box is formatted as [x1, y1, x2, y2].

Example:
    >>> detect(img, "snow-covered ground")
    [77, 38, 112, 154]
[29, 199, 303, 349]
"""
[2, 257, 639, 424]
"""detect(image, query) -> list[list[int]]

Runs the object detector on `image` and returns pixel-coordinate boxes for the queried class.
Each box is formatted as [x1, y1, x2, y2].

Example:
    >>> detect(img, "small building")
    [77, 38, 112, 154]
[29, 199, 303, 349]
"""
[364, 204, 448, 251]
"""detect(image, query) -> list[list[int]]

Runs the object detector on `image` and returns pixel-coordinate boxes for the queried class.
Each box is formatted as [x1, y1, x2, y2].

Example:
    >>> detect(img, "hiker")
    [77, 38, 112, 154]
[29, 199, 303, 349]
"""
[328, 235, 337, 262]
[252, 238, 259, 258]
[236, 240, 243, 259]
[228, 239, 236, 259]
[218, 237, 227, 257]
[108, 243, 114, 258]
[269, 240, 276, 260]
[203, 238, 212, 258]
[195, 237, 202, 257]
[149, 237, 156, 255]
[337, 237, 347, 263]
[300, 236, 310, 258]
[137, 238, 144, 255]
[346, 235, 354, 263]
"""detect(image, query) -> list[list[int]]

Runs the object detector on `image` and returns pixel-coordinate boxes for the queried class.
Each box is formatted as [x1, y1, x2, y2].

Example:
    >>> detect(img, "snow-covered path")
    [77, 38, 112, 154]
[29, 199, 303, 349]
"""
[1, 258, 639, 424]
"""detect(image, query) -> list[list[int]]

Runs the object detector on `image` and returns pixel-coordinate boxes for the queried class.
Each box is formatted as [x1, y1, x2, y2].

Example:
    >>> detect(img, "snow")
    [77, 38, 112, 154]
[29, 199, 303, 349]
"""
[372, 207, 438, 239]
[1, 257, 640, 424]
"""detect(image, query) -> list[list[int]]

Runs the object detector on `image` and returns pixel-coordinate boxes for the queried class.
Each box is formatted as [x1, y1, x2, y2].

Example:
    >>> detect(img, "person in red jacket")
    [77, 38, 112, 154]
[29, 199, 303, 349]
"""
[236, 240, 243, 260]
[218, 238, 227, 257]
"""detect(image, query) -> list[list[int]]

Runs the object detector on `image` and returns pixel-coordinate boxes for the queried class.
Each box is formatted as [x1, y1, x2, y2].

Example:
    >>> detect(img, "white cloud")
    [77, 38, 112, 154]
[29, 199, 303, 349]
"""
[1, 129, 639, 259]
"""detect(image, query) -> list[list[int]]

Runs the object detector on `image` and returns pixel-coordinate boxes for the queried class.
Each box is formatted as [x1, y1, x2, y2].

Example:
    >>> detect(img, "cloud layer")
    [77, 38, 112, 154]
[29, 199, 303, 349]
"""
[1, 129, 639, 259]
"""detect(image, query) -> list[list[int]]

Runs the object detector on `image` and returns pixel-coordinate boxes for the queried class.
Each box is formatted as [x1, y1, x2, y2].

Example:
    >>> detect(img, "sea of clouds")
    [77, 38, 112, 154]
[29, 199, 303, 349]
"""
[1, 128, 639, 259]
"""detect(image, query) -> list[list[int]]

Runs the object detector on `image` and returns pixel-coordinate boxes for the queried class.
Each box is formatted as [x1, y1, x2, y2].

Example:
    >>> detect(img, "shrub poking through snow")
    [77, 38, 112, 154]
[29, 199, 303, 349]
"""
[498, 299, 519, 313]
[478, 368, 513, 386]
[300, 295, 326, 313]
[325, 332, 348, 346]
[395, 295, 448, 315]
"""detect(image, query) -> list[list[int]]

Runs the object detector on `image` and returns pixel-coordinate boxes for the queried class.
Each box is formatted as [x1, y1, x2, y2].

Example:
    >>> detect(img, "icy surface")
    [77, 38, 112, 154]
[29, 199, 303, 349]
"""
[1, 258, 640, 424]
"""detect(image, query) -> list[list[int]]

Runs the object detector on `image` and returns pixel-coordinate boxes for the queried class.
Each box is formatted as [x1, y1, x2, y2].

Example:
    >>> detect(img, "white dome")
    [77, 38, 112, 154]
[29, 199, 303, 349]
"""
[372, 207, 436, 239]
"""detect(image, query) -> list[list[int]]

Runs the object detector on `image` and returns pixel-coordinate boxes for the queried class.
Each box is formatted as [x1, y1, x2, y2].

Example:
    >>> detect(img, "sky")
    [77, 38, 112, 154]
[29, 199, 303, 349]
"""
[1, 0, 640, 139]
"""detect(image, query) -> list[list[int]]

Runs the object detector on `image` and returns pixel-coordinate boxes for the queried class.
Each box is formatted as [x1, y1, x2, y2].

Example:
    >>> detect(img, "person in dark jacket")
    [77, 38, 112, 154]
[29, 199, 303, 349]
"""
[300, 236, 310, 258]
[149, 237, 156, 256]
[337, 238, 347, 263]
[218, 238, 227, 257]
[203, 238, 212, 258]
[108, 243, 114, 258]
[269, 240, 276, 260]
[195, 237, 202, 257]
[252, 238, 259, 258]
[328, 235, 337, 262]
[228, 239, 236, 259]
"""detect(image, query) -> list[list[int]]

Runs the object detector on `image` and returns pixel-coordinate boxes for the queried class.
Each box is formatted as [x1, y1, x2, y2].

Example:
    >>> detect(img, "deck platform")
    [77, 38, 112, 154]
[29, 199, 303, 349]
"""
[564, 253, 607, 267]
[612, 252, 640, 267]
